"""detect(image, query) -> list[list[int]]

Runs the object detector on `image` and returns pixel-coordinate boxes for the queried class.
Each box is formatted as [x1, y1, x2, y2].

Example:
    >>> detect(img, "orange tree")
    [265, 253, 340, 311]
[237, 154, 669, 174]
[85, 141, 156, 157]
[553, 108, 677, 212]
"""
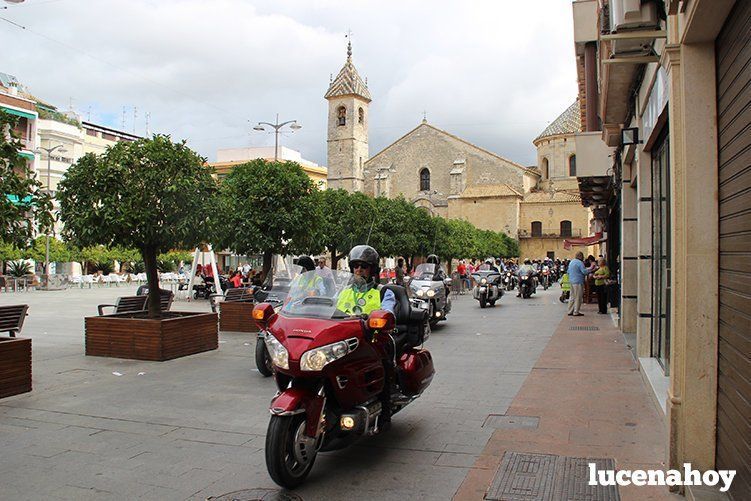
[57, 135, 217, 317]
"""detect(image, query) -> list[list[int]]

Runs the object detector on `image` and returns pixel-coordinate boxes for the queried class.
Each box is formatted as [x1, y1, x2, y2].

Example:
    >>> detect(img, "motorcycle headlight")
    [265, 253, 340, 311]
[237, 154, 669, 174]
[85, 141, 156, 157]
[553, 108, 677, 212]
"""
[481, 278, 487, 285]
[264, 334, 289, 370]
[426, 289, 435, 298]
[416, 289, 425, 297]
[300, 338, 358, 371]
[521, 275, 528, 280]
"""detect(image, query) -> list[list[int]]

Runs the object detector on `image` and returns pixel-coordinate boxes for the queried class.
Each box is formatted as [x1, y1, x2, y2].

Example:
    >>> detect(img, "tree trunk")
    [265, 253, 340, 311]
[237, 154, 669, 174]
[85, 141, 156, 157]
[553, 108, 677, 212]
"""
[331, 249, 338, 270]
[142, 245, 161, 318]
[261, 250, 273, 283]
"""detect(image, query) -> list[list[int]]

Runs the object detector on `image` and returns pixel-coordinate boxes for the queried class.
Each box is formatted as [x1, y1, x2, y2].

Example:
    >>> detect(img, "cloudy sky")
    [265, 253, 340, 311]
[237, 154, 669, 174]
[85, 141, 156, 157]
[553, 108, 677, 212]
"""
[1, 0, 578, 167]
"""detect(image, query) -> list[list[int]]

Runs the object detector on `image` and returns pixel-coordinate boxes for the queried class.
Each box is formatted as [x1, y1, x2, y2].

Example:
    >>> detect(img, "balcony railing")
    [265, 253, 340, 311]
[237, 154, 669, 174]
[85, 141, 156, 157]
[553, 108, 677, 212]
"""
[518, 228, 583, 239]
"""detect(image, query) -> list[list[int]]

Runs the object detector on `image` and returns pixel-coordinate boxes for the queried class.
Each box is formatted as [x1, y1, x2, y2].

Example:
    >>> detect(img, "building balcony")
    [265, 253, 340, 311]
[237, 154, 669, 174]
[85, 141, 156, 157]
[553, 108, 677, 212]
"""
[518, 228, 584, 239]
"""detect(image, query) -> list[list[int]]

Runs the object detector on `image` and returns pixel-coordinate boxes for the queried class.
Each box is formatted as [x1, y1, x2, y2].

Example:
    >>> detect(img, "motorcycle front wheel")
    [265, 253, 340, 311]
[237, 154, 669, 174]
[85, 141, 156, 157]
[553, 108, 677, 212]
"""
[255, 338, 273, 377]
[479, 295, 487, 308]
[266, 414, 317, 489]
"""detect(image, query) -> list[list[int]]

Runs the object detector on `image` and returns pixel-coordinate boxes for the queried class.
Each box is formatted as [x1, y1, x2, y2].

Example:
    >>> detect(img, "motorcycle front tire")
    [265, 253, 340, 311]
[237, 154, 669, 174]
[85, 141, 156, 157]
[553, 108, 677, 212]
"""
[266, 414, 316, 489]
[479, 296, 487, 308]
[255, 338, 273, 377]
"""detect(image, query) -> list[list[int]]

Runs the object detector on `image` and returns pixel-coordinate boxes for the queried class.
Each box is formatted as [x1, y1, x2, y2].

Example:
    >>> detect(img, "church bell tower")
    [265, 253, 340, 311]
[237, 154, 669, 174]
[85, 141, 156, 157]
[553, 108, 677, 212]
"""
[325, 40, 371, 192]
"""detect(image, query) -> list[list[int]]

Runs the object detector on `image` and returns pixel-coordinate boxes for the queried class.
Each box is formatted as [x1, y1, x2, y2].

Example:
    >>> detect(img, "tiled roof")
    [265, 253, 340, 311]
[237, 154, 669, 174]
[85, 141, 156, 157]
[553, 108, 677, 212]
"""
[534, 101, 581, 142]
[459, 184, 523, 199]
[522, 190, 582, 203]
[324, 46, 371, 102]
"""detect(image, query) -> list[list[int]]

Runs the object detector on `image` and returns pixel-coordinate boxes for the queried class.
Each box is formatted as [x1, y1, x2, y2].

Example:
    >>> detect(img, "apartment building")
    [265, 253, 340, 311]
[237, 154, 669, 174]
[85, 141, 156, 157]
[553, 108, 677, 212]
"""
[571, 0, 749, 498]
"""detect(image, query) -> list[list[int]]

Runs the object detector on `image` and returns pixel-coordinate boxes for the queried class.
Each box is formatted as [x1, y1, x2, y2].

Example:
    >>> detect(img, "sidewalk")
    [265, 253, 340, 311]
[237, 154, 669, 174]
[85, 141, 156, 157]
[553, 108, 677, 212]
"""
[454, 302, 680, 500]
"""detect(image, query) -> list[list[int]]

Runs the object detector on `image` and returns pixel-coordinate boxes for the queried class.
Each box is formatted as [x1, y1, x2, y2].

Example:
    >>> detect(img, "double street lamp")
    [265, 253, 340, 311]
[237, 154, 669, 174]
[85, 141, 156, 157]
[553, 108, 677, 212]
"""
[253, 114, 302, 161]
[35, 143, 67, 284]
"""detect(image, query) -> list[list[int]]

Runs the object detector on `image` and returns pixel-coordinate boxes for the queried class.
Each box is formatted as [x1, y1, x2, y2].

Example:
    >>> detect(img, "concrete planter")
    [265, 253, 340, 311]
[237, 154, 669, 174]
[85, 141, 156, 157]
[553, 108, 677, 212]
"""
[0, 336, 32, 398]
[85, 311, 218, 361]
[218, 301, 259, 333]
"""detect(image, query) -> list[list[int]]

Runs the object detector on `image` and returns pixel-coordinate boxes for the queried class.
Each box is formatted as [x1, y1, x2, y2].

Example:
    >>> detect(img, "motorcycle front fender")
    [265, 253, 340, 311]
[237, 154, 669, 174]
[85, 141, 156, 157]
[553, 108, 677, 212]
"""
[270, 387, 325, 438]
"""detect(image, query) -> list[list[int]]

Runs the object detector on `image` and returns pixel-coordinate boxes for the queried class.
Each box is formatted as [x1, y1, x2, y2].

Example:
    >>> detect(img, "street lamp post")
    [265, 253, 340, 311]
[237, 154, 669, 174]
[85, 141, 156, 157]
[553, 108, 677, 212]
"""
[253, 114, 302, 161]
[35, 144, 67, 286]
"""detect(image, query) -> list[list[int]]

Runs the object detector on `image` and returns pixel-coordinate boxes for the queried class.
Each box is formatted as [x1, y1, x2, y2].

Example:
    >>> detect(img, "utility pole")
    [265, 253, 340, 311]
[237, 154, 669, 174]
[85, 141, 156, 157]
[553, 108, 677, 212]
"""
[35, 143, 67, 288]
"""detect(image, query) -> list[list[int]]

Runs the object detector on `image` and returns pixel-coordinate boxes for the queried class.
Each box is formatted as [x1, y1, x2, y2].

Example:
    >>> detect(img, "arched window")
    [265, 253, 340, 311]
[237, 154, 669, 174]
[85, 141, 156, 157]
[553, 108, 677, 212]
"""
[337, 106, 346, 126]
[560, 220, 572, 237]
[569, 154, 577, 177]
[419, 168, 430, 191]
[358, 107, 364, 124]
[531, 221, 542, 237]
[542, 158, 549, 179]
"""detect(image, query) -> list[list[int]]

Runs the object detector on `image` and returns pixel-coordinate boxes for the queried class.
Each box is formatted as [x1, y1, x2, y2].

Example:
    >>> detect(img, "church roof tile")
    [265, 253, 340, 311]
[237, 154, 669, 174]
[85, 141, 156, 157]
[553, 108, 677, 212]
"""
[324, 43, 371, 102]
[534, 101, 581, 143]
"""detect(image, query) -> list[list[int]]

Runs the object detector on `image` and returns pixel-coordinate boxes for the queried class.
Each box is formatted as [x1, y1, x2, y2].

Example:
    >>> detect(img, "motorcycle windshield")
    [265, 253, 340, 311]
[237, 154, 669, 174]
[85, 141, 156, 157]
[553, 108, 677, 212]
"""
[413, 263, 436, 280]
[280, 270, 373, 319]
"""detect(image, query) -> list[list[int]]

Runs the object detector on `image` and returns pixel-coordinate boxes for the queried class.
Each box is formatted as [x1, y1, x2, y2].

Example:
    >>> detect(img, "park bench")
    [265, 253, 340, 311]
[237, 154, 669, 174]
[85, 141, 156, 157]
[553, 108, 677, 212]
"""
[97, 291, 174, 316]
[0, 304, 29, 337]
[209, 287, 253, 313]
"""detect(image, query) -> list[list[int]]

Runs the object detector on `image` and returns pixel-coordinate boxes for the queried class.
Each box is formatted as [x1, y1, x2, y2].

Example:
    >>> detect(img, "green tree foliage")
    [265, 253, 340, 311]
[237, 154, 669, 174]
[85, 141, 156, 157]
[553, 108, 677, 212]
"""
[215, 159, 318, 280]
[0, 110, 53, 248]
[22, 236, 73, 263]
[312, 189, 374, 269]
[57, 135, 217, 317]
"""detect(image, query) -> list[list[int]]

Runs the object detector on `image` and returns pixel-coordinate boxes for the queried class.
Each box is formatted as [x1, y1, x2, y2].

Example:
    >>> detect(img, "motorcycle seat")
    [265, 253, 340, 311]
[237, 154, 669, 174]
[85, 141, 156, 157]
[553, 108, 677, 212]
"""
[380, 284, 427, 353]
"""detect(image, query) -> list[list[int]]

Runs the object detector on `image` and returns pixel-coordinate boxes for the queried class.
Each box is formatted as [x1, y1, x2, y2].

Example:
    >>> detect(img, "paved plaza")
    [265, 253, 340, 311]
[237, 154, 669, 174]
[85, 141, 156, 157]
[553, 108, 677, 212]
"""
[0, 285, 566, 500]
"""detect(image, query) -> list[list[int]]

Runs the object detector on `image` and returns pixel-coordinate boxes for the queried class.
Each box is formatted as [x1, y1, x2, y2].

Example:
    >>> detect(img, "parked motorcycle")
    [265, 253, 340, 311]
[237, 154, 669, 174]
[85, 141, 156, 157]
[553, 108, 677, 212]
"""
[253, 270, 432, 488]
[471, 264, 503, 308]
[407, 263, 451, 328]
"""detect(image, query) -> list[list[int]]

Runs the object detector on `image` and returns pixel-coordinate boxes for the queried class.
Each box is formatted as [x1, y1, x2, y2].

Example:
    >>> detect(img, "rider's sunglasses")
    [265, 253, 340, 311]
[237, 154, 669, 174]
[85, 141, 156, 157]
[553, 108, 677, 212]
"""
[352, 263, 368, 270]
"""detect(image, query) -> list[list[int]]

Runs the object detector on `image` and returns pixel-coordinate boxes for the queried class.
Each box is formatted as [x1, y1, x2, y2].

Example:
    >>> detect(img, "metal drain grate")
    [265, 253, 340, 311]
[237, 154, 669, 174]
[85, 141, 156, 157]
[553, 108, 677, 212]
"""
[485, 452, 619, 501]
[207, 489, 303, 501]
[569, 326, 600, 331]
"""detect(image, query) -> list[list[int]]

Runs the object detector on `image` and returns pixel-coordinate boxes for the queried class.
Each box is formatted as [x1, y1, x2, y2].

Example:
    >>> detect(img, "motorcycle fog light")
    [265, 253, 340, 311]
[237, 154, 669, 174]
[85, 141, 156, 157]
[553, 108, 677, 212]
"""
[435, 311, 442, 317]
[340, 416, 356, 430]
[481, 278, 487, 285]
[426, 289, 435, 298]
[416, 289, 424, 297]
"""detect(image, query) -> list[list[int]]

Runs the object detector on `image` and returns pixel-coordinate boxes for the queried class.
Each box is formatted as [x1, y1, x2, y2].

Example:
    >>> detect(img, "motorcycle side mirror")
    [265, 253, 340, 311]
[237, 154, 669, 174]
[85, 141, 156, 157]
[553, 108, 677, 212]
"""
[252, 302, 276, 329]
[443, 278, 452, 286]
[367, 310, 395, 333]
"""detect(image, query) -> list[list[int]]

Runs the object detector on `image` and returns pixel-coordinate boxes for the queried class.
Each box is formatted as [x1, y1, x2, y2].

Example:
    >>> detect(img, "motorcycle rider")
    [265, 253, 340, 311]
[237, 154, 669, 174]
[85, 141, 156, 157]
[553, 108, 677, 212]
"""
[517, 259, 537, 297]
[425, 254, 447, 281]
[337, 245, 396, 316]
[294, 255, 326, 297]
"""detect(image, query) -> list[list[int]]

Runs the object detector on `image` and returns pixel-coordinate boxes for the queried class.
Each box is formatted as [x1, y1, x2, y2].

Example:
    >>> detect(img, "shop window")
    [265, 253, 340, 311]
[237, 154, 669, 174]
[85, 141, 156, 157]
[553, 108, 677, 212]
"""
[337, 106, 346, 126]
[420, 168, 430, 191]
[560, 220, 572, 237]
[531, 221, 542, 237]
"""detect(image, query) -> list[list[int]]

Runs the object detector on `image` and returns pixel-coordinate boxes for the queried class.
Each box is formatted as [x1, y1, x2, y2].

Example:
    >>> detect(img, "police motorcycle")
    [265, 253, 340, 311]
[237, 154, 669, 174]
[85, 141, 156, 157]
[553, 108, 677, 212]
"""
[406, 263, 451, 328]
[254, 258, 303, 377]
[253, 268, 433, 488]
[471, 263, 503, 308]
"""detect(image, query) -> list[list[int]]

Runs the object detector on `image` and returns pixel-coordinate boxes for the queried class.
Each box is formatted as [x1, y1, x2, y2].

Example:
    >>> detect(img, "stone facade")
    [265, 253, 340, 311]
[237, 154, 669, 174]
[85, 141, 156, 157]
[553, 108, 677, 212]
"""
[518, 191, 591, 260]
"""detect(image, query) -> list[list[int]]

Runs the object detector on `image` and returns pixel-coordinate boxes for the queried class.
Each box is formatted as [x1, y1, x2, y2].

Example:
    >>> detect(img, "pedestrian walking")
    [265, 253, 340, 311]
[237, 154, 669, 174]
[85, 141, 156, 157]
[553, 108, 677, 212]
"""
[593, 257, 611, 314]
[567, 251, 594, 316]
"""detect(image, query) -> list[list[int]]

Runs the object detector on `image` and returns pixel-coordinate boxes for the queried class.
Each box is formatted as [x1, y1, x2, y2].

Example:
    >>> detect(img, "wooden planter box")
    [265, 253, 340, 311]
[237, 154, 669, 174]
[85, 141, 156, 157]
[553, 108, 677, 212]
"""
[85, 311, 218, 361]
[219, 301, 259, 333]
[0, 337, 32, 398]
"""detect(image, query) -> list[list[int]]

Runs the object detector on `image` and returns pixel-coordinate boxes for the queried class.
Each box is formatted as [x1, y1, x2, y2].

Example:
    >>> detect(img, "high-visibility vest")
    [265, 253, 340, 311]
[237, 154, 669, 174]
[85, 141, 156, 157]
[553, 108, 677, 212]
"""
[337, 286, 381, 315]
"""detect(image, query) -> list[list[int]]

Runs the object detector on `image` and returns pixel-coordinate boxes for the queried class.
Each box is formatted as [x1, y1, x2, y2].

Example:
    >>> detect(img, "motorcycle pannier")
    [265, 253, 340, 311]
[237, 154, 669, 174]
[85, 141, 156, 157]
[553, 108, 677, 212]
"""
[397, 349, 435, 396]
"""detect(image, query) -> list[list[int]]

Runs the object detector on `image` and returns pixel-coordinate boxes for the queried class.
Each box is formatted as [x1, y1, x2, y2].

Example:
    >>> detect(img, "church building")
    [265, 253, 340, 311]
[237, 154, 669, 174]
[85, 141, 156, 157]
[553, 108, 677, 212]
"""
[325, 46, 591, 260]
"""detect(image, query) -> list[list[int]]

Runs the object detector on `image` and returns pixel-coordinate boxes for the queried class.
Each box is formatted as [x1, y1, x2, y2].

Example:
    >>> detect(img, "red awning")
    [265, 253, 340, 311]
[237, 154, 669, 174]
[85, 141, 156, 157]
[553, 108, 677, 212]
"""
[563, 232, 605, 250]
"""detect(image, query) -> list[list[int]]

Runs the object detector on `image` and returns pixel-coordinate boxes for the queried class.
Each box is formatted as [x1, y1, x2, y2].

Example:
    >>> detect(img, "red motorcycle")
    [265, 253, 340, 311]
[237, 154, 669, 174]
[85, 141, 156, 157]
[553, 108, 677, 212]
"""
[252, 270, 434, 488]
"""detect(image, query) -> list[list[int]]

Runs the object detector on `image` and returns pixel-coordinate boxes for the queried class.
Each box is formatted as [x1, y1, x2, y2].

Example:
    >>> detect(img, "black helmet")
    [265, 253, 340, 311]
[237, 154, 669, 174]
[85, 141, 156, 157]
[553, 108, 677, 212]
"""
[297, 255, 315, 272]
[348, 245, 380, 281]
[523, 258, 531, 265]
[426, 254, 440, 265]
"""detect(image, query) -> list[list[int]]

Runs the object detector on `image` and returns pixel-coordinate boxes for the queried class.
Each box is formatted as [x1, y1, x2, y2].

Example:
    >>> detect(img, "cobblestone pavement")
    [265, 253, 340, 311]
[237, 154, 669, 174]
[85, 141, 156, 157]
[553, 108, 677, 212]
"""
[0, 283, 566, 500]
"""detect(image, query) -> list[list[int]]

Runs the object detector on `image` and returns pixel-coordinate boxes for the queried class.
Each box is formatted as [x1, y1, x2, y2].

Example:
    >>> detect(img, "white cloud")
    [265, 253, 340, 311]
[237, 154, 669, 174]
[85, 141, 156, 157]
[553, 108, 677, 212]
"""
[0, 0, 578, 166]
